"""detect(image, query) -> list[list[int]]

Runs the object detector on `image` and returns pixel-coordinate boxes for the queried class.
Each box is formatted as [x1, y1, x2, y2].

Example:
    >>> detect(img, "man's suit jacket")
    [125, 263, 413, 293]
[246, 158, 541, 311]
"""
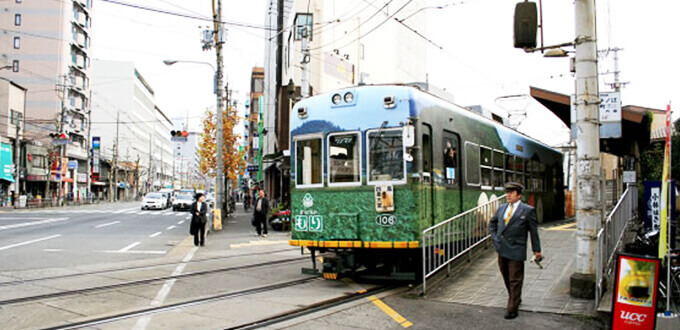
[253, 197, 269, 220]
[489, 202, 541, 261]
[190, 201, 208, 225]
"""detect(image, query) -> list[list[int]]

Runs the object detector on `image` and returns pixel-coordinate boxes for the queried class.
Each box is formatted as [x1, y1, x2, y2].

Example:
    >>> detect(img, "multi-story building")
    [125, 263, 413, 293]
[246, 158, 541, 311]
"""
[0, 0, 93, 199]
[262, 0, 427, 206]
[0, 78, 26, 205]
[246, 67, 264, 184]
[173, 129, 201, 189]
[90, 60, 173, 199]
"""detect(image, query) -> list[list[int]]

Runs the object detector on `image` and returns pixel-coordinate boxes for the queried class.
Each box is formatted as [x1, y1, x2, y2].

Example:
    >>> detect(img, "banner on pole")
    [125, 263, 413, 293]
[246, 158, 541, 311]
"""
[659, 104, 671, 259]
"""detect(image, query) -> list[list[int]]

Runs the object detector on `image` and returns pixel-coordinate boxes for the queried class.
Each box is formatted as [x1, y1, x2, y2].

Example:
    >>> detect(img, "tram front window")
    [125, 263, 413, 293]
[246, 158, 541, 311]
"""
[296, 138, 322, 186]
[328, 133, 360, 184]
[368, 129, 405, 183]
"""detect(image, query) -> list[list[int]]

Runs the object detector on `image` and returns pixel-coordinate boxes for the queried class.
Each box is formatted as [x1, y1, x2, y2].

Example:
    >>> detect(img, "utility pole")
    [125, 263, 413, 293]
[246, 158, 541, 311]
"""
[213, 0, 226, 216]
[56, 75, 68, 206]
[148, 133, 153, 192]
[14, 119, 21, 207]
[570, 0, 601, 299]
[86, 90, 92, 201]
[300, 26, 310, 98]
[113, 110, 119, 202]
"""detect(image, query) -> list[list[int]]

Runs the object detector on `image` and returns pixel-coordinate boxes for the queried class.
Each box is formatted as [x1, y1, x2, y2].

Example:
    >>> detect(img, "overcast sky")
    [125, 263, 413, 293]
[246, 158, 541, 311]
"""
[91, 0, 679, 147]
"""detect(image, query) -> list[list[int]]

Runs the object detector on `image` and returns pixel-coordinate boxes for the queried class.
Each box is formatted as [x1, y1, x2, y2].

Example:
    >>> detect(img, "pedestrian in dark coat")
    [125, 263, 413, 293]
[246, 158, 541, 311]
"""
[190, 193, 208, 246]
[253, 190, 269, 237]
[489, 182, 542, 320]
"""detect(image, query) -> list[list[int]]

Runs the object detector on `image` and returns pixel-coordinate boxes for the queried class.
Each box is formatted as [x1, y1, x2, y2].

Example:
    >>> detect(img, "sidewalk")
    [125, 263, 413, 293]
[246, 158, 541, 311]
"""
[423, 219, 596, 316]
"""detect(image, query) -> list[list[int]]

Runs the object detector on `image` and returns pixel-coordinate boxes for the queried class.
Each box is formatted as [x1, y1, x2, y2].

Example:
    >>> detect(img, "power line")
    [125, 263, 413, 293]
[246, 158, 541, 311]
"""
[99, 0, 274, 31]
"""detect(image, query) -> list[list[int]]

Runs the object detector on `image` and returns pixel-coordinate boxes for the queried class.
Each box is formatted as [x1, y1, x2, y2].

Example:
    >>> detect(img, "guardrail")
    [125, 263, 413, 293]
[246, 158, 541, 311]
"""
[595, 186, 637, 307]
[422, 196, 506, 294]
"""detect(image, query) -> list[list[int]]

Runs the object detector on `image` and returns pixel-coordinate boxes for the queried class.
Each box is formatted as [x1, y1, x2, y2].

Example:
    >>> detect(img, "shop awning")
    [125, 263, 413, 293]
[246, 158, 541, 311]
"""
[62, 177, 74, 183]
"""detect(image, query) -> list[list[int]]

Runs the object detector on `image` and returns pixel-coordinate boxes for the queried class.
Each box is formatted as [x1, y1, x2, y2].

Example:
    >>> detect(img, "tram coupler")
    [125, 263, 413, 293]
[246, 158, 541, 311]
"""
[321, 251, 355, 280]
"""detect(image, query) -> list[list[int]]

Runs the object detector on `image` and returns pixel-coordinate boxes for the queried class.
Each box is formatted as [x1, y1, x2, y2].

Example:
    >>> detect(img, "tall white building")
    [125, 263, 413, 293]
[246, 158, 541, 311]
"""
[261, 0, 428, 203]
[0, 0, 93, 199]
[90, 60, 173, 195]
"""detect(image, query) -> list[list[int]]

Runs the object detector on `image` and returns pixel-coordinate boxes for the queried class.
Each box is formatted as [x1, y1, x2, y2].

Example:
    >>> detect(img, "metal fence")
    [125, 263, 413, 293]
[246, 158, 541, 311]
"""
[422, 196, 506, 294]
[595, 186, 637, 307]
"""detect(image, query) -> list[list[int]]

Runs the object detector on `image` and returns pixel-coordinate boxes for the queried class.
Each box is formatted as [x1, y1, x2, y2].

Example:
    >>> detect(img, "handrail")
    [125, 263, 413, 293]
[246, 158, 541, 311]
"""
[422, 196, 506, 294]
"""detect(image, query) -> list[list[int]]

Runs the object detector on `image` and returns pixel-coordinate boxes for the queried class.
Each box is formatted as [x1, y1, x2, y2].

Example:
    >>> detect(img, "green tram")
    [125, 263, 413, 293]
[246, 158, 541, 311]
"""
[288, 85, 564, 279]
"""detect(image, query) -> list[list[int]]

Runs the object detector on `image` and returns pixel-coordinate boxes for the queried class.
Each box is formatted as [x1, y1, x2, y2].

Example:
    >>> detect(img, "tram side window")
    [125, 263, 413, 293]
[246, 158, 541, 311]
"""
[480, 146, 492, 188]
[328, 133, 360, 184]
[296, 138, 322, 186]
[493, 150, 504, 189]
[368, 129, 405, 183]
[443, 133, 459, 185]
[465, 143, 480, 185]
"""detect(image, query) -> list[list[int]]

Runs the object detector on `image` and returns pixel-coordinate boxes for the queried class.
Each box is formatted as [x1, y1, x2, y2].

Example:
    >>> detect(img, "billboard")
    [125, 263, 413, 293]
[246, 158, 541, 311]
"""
[611, 254, 660, 330]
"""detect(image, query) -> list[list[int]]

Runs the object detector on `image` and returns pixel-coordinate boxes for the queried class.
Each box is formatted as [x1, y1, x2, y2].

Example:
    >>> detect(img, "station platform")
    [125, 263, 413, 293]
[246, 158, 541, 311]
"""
[423, 219, 596, 316]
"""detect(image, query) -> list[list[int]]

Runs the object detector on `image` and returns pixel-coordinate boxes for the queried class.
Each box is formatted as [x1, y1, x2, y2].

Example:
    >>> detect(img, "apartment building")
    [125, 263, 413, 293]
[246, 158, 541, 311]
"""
[0, 0, 93, 199]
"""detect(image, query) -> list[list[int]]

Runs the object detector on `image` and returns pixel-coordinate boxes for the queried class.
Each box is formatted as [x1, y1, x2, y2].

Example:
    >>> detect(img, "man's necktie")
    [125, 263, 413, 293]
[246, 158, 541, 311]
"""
[504, 203, 514, 224]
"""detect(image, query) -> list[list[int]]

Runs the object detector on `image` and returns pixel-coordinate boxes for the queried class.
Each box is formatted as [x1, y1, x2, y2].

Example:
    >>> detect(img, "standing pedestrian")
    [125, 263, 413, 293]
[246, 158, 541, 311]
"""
[489, 182, 542, 320]
[190, 192, 208, 246]
[253, 190, 269, 237]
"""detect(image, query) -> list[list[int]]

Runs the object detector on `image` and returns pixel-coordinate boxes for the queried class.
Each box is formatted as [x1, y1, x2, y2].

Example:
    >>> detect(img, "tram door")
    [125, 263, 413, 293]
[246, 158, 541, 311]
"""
[442, 131, 463, 218]
[421, 124, 435, 225]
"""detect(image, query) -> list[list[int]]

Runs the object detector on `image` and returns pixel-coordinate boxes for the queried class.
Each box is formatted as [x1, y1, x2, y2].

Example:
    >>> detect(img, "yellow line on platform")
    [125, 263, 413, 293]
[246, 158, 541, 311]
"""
[368, 295, 413, 328]
[543, 222, 576, 231]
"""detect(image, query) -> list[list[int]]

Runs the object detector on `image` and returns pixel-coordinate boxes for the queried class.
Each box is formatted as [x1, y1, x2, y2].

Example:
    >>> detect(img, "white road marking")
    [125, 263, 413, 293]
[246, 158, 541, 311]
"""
[119, 242, 140, 252]
[43, 249, 64, 252]
[0, 217, 51, 220]
[0, 235, 62, 251]
[149, 232, 162, 238]
[0, 217, 69, 231]
[177, 220, 184, 225]
[137, 211, 147, 215]
[99, 250, 166, 255]
[94, 221, 120, 228]
[229, 240, 289, 249]
[166, 225, 175, 230]
[174, 213, 184, 217]
[185, 215, 191, 220]
[132, 247, 198, 330]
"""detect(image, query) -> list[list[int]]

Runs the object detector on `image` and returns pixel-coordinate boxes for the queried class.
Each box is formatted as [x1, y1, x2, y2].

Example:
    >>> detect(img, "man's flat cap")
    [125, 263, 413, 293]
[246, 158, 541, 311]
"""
[504, 182, 524, 191]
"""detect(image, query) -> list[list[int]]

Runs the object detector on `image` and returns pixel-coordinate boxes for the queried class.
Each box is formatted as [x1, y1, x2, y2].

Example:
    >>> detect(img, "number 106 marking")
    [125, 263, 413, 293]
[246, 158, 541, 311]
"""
[376, 215, 397, 226]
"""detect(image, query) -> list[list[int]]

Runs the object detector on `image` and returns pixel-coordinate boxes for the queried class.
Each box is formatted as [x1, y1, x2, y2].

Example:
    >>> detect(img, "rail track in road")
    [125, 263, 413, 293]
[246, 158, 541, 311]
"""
[0, 255, 307, 306]
[0, 247, 298, 287]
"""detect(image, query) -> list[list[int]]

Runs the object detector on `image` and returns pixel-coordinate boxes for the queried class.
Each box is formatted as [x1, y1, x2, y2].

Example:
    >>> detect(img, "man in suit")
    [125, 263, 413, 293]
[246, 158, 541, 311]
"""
[489, 182, 542, 319]
[190, 193, 208, 246]
[253, 190, 269, 237]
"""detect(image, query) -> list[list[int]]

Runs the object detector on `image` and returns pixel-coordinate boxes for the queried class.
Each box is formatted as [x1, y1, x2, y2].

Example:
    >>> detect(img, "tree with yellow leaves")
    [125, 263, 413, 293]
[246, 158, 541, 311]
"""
[198, 105, 247, 190]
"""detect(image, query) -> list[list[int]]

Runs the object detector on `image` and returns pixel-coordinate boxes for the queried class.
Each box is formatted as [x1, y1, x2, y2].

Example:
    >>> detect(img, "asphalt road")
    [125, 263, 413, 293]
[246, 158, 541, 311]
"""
[0, 201, 194, 271]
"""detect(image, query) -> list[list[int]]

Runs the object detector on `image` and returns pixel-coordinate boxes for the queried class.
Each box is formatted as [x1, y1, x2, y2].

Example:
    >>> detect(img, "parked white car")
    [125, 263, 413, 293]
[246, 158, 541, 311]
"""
[141, 193, 166, 210]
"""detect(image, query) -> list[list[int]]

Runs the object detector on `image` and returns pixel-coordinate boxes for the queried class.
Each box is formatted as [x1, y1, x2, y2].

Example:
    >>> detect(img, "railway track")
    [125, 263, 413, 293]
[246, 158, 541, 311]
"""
[0, 247, 298, 287]
[0, 256, 307, 306]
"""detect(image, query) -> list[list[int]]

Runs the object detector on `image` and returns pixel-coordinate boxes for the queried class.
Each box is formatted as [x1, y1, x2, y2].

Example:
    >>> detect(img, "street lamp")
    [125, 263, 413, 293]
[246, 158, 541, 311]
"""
[163, 59, 225, 218]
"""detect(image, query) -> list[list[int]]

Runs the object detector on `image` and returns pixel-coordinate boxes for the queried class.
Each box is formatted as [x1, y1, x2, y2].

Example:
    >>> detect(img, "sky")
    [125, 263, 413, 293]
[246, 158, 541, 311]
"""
[91, 0, 680, 148]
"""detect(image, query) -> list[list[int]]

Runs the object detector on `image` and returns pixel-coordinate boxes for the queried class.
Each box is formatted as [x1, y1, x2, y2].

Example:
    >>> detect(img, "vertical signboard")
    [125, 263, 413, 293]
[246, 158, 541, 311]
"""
[571, 92, 623, 139]
[92, 137, 100, 174]
[611, 254, 659, 330]
[0, 143, 15, 182]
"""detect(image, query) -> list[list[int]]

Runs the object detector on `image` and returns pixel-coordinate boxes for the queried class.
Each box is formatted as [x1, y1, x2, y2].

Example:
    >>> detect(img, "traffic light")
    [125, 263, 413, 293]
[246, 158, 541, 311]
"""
[170, 130, 189, 142]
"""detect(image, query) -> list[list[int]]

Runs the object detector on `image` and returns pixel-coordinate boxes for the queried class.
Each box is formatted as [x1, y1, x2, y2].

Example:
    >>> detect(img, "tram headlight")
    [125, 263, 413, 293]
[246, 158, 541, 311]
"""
[343, 92, 354, 103]
[332, 93, 342, 105]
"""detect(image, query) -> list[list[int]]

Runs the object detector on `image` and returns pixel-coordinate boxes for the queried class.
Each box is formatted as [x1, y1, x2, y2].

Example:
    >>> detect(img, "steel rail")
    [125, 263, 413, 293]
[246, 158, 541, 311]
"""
[0, 257, 307, 306]
[44, 277, 320, 330]
[0, 248, 298, 287]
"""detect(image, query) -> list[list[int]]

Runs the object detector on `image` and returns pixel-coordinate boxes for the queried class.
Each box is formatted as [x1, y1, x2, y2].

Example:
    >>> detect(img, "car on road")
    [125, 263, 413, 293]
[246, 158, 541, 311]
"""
[172, 194, 194, 211]
[141, 193, 166, 210]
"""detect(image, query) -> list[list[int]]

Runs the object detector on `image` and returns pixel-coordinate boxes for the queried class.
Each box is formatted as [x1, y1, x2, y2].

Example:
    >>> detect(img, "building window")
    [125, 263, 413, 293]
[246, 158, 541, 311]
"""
[12, 60, 19, 72]
[10, 110, 22, 125]
[13, 37, 20, 49]
[294, 13, 313, 40]
[15, 14, 21, 26]
[16, 0, 23, 4]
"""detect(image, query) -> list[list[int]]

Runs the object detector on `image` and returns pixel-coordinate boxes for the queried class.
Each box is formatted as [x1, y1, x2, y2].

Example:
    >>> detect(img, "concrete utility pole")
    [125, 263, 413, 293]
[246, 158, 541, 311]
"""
[113, 110, 120, 202]
[300, 26, 310, 98]
[570, 0, 601, 299]
[86, 90, 92, 201]
[213, 0, 226, 215]
[14, 119, 21, 207]
[56, 75, 68, 206]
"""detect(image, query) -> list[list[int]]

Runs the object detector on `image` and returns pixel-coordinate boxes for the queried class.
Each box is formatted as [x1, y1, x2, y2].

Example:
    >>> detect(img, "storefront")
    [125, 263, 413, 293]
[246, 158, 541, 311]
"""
[0, 142, 15, 206]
